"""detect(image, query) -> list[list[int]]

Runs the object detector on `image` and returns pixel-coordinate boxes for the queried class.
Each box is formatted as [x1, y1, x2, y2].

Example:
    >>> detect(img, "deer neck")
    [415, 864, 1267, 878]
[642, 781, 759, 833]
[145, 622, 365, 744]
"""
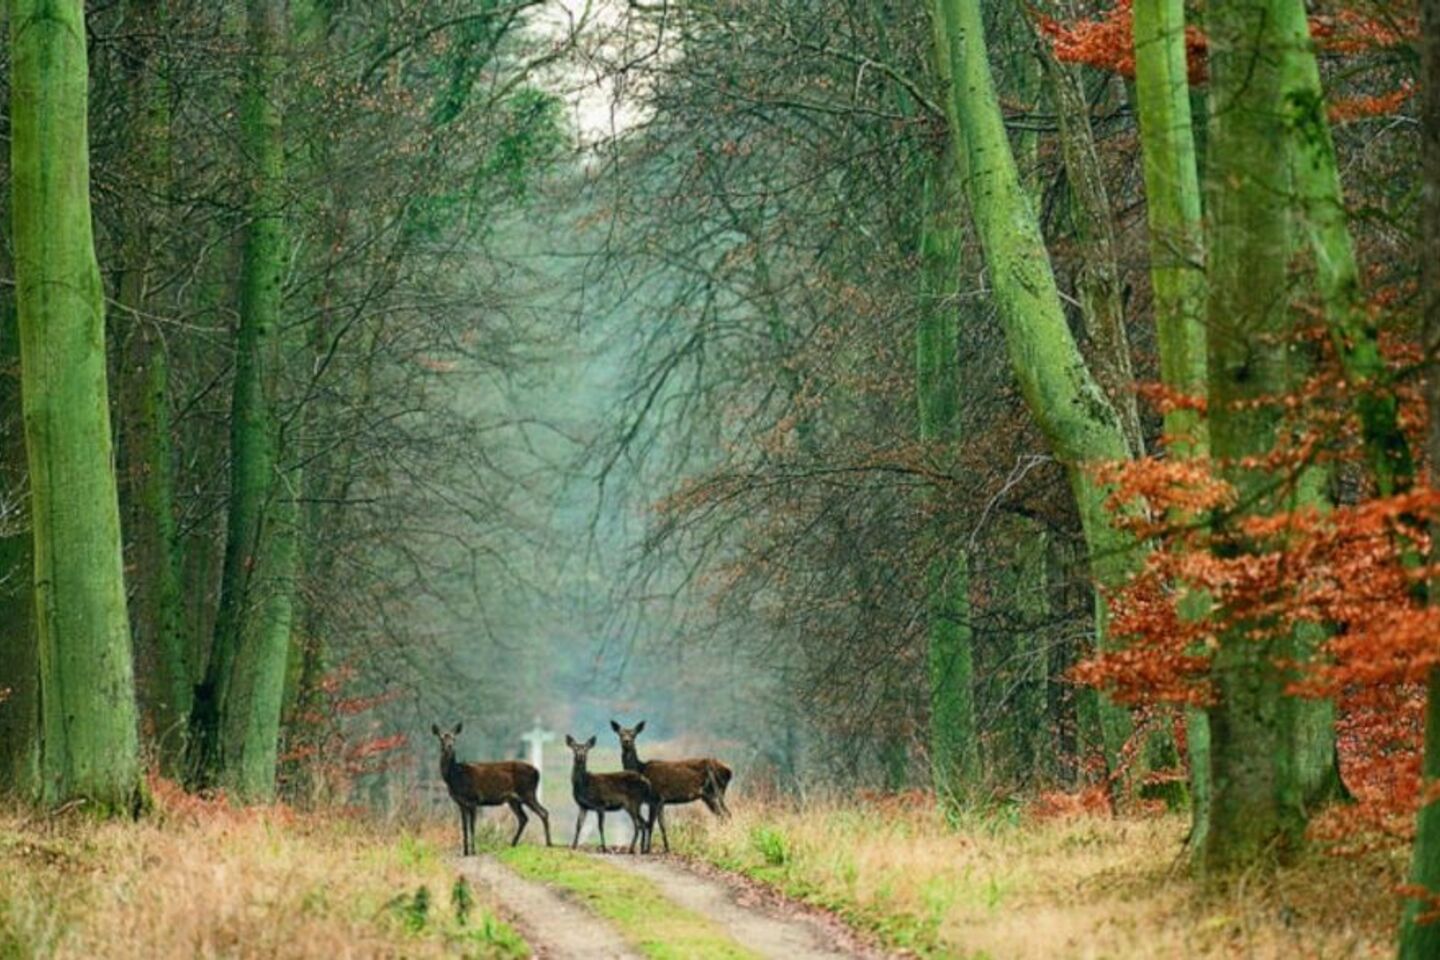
[440, 750, 459, 786]
[571, 755, 589, 792]
[620, 743, 644, 773]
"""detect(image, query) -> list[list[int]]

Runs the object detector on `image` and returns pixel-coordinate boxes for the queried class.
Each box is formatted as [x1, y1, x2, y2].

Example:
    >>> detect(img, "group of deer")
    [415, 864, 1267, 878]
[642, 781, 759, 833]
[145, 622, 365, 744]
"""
[432, 719, 732, 856]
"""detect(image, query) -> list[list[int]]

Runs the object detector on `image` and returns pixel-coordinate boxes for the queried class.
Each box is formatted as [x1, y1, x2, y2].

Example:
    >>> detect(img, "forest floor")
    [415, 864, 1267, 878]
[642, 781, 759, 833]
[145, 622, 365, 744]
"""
[0, 785, 1409, 958]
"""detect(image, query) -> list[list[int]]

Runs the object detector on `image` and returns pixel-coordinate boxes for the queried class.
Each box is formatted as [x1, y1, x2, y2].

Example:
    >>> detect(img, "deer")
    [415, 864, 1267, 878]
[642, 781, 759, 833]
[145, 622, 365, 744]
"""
[610, 719, 733, 853]
[432, 722, 551, 855]
[564, 734, 654, 854]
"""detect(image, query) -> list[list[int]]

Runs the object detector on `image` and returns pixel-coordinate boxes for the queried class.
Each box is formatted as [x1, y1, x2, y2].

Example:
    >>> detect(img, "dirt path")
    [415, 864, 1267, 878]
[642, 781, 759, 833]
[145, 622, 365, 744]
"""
[455, 855, 642, 960]
[597, 854, 878, 960]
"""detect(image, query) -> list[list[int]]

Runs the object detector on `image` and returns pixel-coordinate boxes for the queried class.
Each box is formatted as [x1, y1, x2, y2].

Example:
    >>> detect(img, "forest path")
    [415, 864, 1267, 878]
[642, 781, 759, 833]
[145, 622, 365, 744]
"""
[596, 853, 877, 960]
[456, 855, 643, 959]
[459, 847, 880, 959]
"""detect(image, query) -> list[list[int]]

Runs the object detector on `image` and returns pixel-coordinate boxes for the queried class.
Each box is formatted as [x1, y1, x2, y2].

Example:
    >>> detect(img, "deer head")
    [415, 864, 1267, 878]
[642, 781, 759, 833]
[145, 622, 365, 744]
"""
[609, 719, 646, 750]
[431, 721, 463, 763]
[564, 733, 597, 766]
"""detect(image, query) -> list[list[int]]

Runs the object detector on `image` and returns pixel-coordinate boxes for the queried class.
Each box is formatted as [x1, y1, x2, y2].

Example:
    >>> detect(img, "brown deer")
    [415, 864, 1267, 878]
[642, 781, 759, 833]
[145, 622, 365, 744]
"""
[611, 719, 732, 853]
[564, 734, 654, 854]
[432, 722, 552, 854]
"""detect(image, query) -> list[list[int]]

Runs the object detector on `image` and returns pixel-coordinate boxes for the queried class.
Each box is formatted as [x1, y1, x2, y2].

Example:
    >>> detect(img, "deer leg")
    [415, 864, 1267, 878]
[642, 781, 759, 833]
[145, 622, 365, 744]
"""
[596, 811, 607, 852]
[508, 800, 528, 846]
[457, 806, 467, 856]
[524, 794, 552, 847]
[656, 802, 670, 853]
[572, 809, 586, 849]
[627, 804, 643, 854]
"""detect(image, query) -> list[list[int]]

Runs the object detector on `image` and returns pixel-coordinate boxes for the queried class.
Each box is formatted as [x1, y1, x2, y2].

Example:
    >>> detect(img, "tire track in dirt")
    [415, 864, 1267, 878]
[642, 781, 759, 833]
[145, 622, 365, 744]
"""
[455, 855, 642, 960]
[595, 854, 882, 960]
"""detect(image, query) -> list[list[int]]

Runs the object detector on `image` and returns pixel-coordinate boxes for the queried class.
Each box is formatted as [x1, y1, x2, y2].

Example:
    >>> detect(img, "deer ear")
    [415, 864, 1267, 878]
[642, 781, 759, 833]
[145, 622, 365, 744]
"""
[453, 722, 463, 735]
[431, 723, 441, 737]
[610, 719, 622, 734]
[586, 735, 597, 748]
[565, 734, 577, 748]
[635, 720, 646, 734]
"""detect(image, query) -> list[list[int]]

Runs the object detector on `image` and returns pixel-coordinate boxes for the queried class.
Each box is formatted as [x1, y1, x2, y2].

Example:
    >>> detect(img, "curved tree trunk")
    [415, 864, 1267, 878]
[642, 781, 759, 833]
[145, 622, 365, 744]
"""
[929, 0, 1139, 789]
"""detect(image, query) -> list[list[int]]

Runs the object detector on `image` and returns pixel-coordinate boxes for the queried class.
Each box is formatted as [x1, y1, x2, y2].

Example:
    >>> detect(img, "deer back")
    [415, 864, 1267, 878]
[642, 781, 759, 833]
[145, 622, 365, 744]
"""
[639, 758, 715, 803]
[446, 760, 538, 804]
[577, 769, 652, 808]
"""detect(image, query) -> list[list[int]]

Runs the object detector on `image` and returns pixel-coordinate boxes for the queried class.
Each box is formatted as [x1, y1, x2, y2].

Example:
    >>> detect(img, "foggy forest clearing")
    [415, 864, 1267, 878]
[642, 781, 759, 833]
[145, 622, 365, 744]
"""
[2, 0, 1440, 955]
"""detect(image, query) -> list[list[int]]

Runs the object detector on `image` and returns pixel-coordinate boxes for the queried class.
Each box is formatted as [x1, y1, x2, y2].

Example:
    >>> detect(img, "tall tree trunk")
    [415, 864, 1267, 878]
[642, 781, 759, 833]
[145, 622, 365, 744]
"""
[1131, 0, 1213, 841]
[10, 0, 143, 813]
[1398, 0, 1440, 947]
[1274, 3, 1414, 496]
[190, 0, 294, 801]
[1200, 0, 1313, 870]
[917, 134, 979, 812]
[929, 0, 1138, 788]
[115, 0, 190, 771]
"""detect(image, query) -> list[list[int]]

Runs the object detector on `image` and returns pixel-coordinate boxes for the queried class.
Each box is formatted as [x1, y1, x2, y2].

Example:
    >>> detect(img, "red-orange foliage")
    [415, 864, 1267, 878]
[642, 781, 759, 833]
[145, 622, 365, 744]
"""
[1077, 328, 1436, 850]
[1037, 0, 1415, 104]
[280, 662, 408, 803]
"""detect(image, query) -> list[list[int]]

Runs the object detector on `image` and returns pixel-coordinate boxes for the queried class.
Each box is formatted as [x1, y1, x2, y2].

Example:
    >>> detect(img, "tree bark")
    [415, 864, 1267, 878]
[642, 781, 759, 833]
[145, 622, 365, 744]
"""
[190, 0, 295, 801]
[929, 0, 1139, 787]
[1398, 0, 1440, 946]
[1132, 0, 1212, 841]
[115, 0, 191, 772]
[1200, 0, 1312, 870]
[1273, 0, 1414, 496]
[917, 132, 979, 812]
[1037, 48, 1143, 457]
[10, 0, 143, 813]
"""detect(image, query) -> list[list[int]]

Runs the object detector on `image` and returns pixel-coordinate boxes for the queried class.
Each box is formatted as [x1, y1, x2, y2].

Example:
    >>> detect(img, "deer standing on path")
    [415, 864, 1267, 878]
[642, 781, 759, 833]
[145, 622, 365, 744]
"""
[565, 734, 654, 854]
[432, 722, 552, 854]
[611, 719, 733, 853]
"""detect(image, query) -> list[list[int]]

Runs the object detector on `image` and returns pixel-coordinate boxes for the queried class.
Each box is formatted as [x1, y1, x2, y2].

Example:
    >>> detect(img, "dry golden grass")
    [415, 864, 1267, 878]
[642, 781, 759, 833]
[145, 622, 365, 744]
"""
[0, 792, 526, 959]
[672, 797, 1405, 959]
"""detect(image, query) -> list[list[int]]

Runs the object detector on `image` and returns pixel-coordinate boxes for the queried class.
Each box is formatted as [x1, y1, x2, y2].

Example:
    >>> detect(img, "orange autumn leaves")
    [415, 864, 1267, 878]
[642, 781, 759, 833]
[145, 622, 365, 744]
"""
[1035, 0, 1415, 122]
[1077, 357, 1438, 840]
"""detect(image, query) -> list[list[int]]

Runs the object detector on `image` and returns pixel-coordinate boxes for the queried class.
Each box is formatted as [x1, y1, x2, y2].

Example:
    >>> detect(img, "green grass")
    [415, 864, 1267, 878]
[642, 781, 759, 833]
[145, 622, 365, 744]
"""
[498, 847, 760, 960]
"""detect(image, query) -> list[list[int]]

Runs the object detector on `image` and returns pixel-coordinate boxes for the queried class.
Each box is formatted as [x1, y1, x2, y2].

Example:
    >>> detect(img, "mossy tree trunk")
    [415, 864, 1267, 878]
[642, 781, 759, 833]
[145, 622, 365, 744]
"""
[10, 0, 143, 813]
[1200, 0, 1314, 870]
[1131, 0, 1213, 839]
[1398, 0, 1440, 948]
[189, 0, 298, 801]
[1037, 47, 1143, 457]
[917, 131, 979, 812]
[1273, 1, 1414, 496]
[929, 0, 1139, 789]
[115, 0, 190, 771]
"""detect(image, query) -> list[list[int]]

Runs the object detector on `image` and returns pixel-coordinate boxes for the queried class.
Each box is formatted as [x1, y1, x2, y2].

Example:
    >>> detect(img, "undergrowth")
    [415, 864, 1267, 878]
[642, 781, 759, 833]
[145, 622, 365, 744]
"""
[0, 779, 527, 959]
[669, 794, 1402, 959]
